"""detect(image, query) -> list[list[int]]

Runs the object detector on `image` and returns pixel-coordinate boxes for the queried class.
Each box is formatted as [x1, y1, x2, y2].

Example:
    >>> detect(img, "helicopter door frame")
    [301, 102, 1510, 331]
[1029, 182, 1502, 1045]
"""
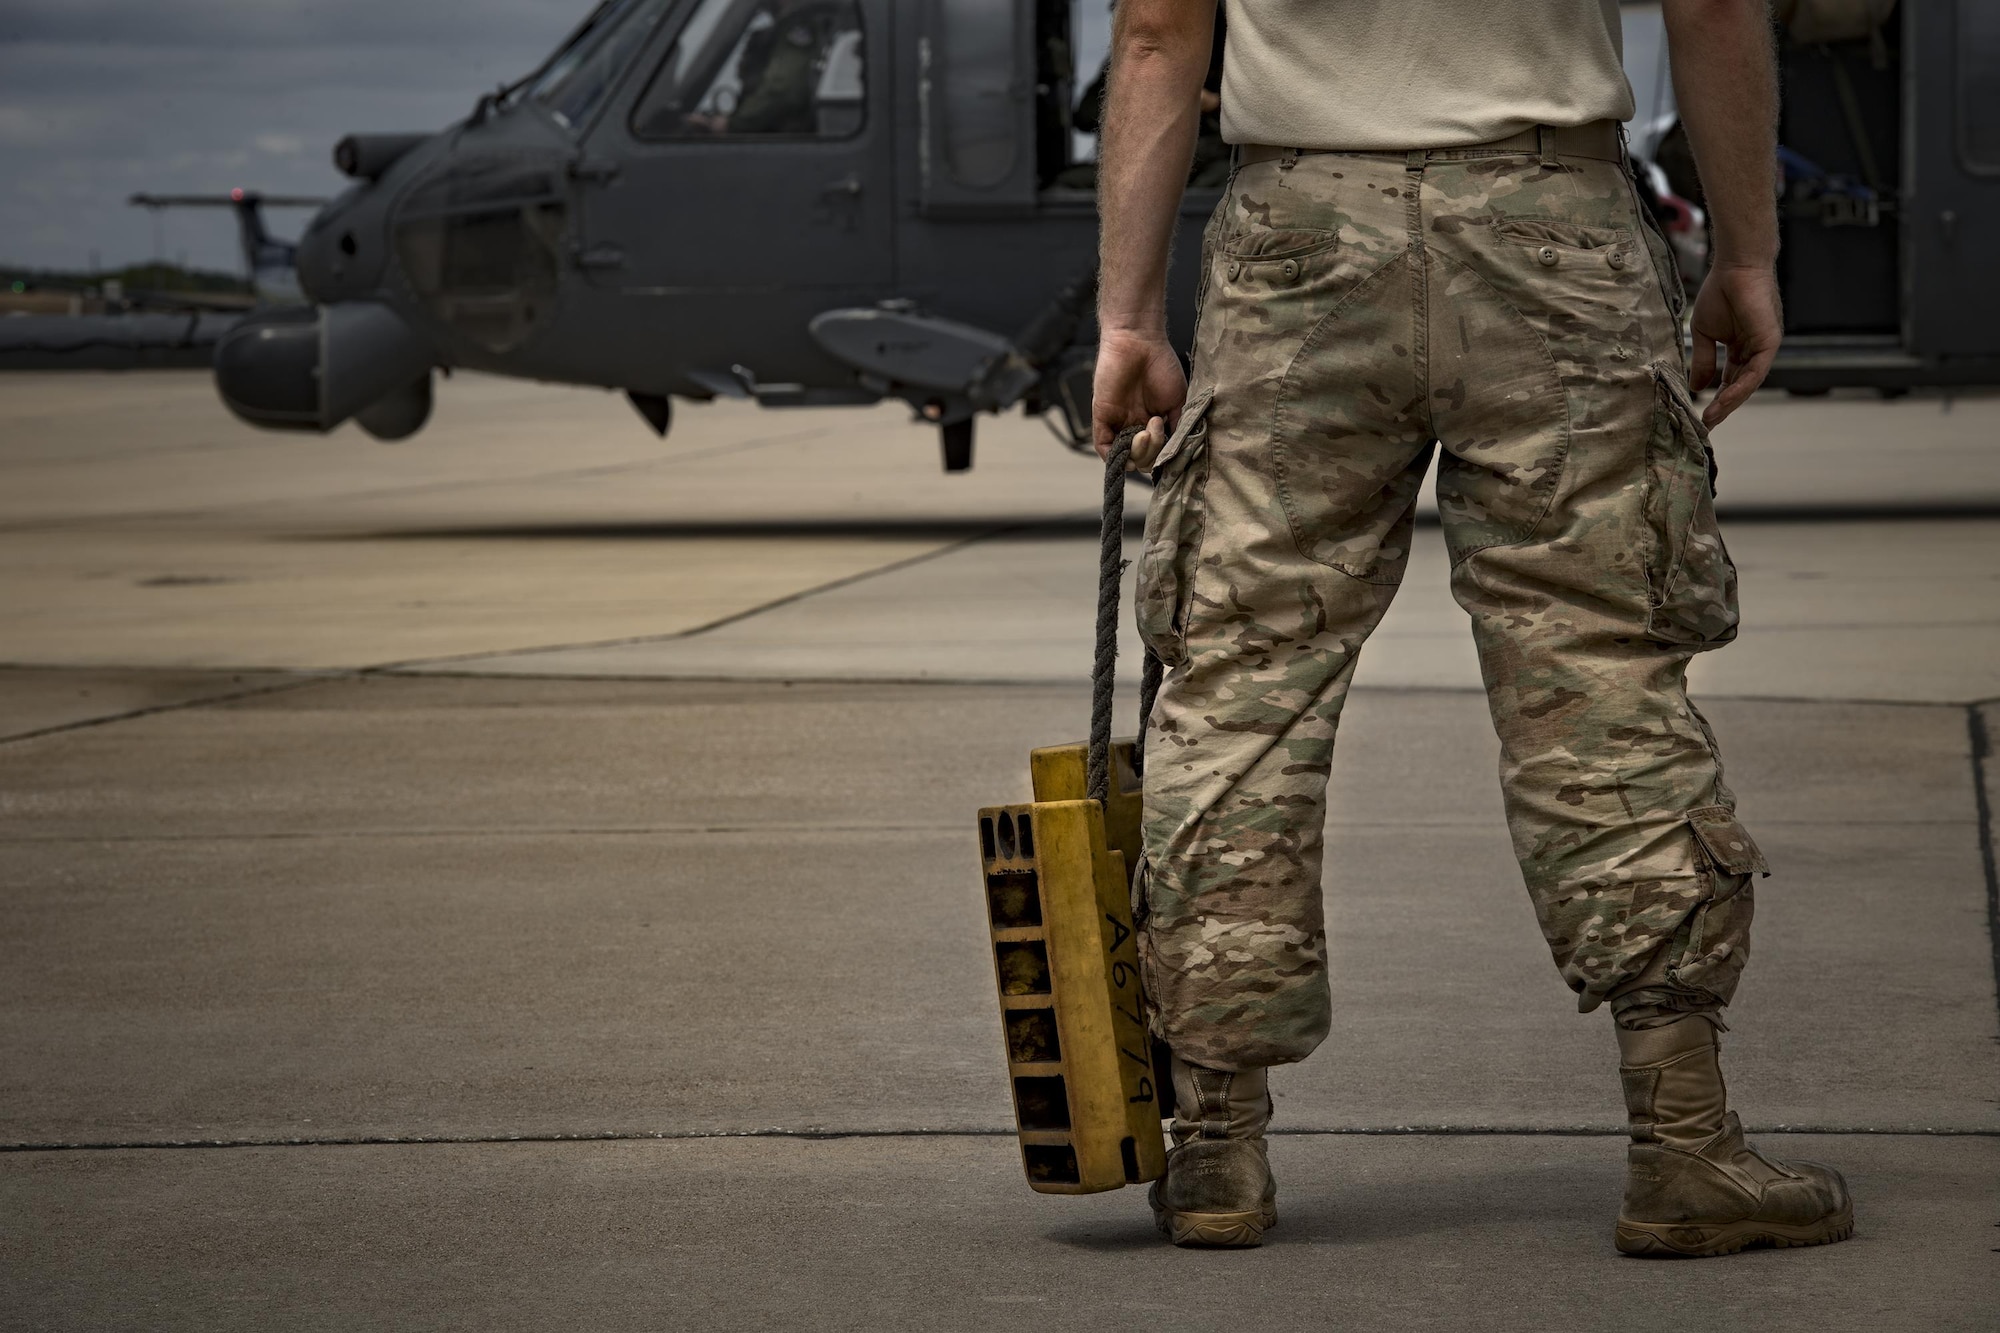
[570, 0, 897, 295]
[1907, 0, 2000, 361]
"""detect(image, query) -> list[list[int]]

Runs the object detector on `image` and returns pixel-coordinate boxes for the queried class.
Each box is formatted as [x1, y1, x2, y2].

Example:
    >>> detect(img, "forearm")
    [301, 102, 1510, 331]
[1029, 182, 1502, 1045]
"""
[1663, 0, 1780, 265]
[1097, 0, 1214, 336]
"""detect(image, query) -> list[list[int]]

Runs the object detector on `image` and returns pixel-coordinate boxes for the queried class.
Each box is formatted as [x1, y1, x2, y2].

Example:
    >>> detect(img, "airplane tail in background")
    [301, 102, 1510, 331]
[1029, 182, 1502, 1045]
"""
[128, 191, 329, 305]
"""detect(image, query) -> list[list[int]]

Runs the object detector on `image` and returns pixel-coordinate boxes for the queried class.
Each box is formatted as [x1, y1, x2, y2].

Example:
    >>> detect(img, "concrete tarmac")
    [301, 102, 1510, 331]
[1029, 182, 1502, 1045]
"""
[2, 372, 1996, 1329]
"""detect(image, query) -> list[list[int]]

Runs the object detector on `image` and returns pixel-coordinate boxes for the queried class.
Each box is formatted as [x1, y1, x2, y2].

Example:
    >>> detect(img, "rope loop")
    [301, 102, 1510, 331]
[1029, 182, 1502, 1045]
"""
[1087, 429, 1164, 805]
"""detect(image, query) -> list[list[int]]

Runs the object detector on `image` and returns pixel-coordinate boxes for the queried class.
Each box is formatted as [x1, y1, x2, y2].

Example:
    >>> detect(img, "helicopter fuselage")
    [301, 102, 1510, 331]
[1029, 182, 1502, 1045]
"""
[222, 0, 1213, 459]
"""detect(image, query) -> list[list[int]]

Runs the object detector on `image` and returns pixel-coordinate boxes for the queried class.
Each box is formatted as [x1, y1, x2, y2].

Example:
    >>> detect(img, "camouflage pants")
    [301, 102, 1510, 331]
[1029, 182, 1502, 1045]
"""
[1135, 139, 1769, 1071]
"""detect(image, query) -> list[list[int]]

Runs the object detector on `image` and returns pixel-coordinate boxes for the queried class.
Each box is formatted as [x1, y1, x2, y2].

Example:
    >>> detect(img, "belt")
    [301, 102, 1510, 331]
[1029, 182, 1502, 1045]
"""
[1237, 120, 1624, 168]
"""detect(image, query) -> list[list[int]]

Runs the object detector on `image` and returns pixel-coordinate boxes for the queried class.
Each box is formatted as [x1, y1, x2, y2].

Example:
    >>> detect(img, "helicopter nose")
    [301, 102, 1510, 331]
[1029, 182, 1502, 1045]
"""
[298, 133, 433, 303]
[215, 301, 435, 438]
[296, 194, 375, 304]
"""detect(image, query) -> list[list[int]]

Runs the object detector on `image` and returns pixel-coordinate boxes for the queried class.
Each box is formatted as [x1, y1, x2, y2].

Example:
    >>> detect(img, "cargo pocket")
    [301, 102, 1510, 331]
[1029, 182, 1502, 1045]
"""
[1135, 389, 1215, 668]
[1643, 364, 1740, 649]
[1688, 806, 1770, 879]
[1670, 805, 1769, 1004]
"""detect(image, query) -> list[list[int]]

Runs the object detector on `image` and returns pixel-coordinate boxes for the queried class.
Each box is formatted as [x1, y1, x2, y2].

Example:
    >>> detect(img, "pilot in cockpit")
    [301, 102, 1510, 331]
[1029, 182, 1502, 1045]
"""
[681, 1, 858, 137]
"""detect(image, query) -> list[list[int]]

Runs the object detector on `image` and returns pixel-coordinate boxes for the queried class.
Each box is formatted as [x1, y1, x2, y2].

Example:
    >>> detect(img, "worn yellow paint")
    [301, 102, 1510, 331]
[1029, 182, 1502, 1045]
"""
[979, 738, 1164, 1195]
[1029, 738, 1144, 879]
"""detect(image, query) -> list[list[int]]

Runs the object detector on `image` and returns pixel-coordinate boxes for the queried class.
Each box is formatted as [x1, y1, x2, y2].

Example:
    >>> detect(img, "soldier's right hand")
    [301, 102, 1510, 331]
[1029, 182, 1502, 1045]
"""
[1092, 328, 1187, 468]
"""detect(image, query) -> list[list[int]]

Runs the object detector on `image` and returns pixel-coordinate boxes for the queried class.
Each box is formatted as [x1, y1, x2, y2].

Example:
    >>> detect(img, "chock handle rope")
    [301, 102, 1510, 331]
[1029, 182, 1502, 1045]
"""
[1088, 428, 1166, 805]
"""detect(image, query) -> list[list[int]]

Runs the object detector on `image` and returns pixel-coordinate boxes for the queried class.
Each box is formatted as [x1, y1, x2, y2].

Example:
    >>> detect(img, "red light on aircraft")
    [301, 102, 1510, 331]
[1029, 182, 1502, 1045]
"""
[230, 188, 244, 201]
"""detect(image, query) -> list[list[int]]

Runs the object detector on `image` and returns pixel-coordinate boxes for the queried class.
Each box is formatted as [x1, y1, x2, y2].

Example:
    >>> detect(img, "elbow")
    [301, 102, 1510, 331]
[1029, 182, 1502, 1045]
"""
[1112, 1, 1213, 68]
[1663, 0, 1770, 27]
[1114, 33, 1189, 69]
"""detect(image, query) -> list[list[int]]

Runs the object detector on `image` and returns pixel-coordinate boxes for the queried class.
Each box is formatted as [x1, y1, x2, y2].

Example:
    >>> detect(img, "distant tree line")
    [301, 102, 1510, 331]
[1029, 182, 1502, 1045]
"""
[0, 262, 251, 297]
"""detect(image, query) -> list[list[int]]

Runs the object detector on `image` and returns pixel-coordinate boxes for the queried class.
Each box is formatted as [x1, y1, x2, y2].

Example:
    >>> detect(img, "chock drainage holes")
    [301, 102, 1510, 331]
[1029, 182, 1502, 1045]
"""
[985, 871, 1042, 928]
[1005, 1007, 1062, 1063]
[1023, 1143, 1080, 1185]
[982, 810, 1035, 862]
[994, 940, 1052, 995]
[992, 940, 1056, 992]
[1013, 1075, 1072, 1131]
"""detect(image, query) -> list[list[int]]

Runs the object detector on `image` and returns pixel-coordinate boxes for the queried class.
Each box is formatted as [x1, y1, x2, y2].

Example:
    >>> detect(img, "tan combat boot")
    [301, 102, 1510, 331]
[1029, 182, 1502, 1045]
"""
[1148, 1053, 1277, 1248]
[1616, 1015, 1852, 1257]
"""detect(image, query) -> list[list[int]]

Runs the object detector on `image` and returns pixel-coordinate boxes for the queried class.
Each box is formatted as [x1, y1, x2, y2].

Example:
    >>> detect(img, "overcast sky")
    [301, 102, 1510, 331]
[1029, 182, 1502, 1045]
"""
[0, 1, 594, 273]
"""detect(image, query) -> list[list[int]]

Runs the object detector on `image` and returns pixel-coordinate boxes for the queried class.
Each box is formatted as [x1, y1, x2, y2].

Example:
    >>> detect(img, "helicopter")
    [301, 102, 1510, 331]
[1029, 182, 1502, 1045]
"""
[214, 0, 1185, 468]
[212, 0, 1999, 465]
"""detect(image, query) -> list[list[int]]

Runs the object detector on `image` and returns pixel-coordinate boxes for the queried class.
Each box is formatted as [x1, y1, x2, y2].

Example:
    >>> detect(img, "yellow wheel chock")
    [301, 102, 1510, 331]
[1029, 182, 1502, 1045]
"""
[977, 738, 1165, 1193]
[975, 425, 1171, 1195]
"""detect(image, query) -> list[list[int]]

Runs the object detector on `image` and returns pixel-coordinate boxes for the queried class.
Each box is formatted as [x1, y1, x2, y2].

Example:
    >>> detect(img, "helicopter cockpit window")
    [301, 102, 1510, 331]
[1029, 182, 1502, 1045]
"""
[530, 0, 678, 133]
[630, 0, 866, 140]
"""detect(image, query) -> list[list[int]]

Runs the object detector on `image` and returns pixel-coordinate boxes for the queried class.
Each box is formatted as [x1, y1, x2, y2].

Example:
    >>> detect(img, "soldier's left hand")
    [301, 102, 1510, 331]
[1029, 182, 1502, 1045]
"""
[1689, 262, 1783, 428]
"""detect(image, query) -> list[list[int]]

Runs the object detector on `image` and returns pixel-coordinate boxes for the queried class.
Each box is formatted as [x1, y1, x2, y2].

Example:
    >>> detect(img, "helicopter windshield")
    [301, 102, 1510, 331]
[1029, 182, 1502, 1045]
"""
[528, 0, 677, 132]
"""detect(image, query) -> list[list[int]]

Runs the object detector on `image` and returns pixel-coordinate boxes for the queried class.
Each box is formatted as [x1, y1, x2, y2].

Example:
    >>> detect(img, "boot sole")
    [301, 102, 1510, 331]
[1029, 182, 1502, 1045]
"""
[1615, 1204, 1854, 1258]
[1153, 1203, 1278, 1249]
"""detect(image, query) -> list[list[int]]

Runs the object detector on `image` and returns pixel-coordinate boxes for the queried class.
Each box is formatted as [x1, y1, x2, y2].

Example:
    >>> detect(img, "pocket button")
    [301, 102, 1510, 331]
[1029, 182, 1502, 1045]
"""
[1280, 259, 1300, 282]
[1227, 260, 1242, 281]
[1608, 250, 1627, 270]
[1537, 246, 1559, 268]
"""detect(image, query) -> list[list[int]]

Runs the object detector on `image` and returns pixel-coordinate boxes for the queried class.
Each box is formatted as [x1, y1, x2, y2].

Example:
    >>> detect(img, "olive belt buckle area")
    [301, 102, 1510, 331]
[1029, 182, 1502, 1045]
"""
[976, 737, 1169, 1194]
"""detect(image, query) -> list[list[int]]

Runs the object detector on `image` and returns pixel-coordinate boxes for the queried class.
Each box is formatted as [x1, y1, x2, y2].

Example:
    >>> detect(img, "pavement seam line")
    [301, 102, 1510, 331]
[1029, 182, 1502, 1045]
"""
[1707, 502, 2000, 522]
[116, 667, 1969, 712]
[0, 824, 973, 842]
[0, 674, 352, 748]
[354, 519, 1052, 672]
[1967, 704, 2000, 1033]
[0, 667, 1976, 743]
[0, 668, 1968, 720]
[0, 816, 1970, 845]
[7, 1126, 1996, 1153]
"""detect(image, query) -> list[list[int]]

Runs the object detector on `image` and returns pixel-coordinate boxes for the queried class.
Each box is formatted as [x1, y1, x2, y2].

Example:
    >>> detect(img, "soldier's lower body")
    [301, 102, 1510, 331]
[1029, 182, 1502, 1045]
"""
[1135, 127, 1851, 1253]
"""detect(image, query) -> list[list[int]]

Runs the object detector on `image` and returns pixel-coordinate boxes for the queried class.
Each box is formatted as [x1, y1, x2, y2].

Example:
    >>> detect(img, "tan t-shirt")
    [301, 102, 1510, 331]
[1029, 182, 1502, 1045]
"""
[1220, 0, 1636, 150]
